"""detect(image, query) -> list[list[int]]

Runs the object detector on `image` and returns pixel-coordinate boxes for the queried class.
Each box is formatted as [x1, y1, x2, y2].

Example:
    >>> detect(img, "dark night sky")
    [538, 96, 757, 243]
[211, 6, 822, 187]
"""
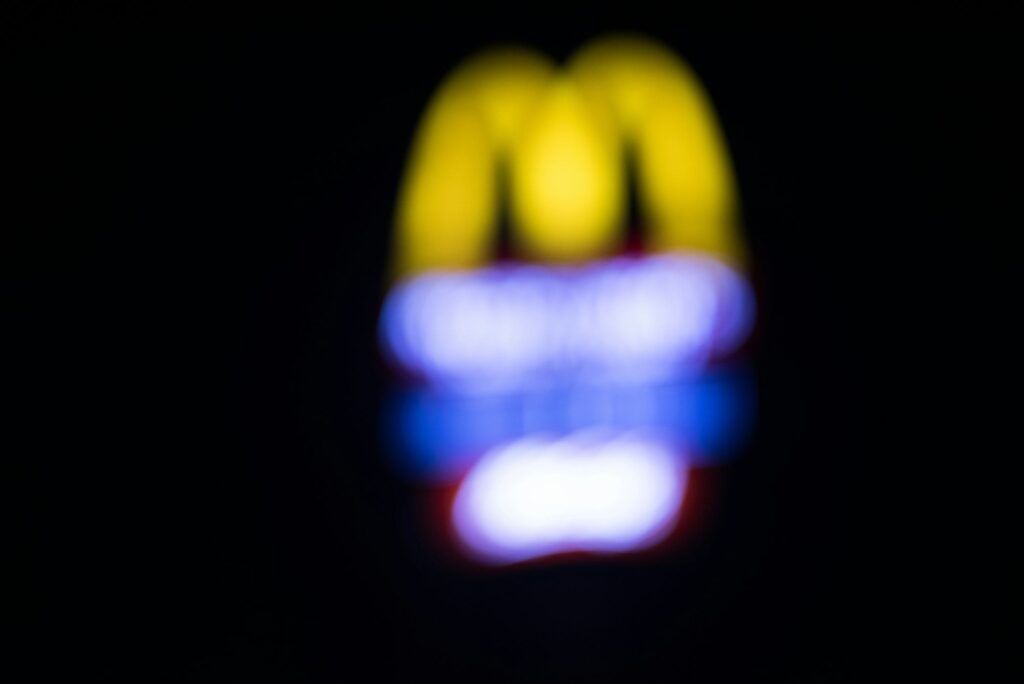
[8, 17, 1015, 682]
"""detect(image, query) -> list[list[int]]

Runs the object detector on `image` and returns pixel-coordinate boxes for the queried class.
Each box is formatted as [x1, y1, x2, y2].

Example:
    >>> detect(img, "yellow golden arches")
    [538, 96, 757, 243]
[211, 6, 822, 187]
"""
[393, 36, 743, 278]
[508, 74, 624, 262]
[568, 36, 742, 263]
[392, 48, 556, 277]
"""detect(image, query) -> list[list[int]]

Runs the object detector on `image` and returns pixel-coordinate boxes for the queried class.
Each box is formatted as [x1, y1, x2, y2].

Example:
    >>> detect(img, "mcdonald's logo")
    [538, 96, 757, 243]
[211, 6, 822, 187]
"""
[392, 35, 744, 275]
[379, 36, 756, 565]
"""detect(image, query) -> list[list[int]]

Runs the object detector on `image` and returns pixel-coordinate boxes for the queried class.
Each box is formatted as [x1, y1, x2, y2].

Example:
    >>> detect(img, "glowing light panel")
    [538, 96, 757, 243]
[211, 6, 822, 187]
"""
[452, 433, 686, 564]
[386, 368, 754, 481]
[392, 38, 746, 275]
[381, 253, 754, 389]
[380, 36, 757, 566]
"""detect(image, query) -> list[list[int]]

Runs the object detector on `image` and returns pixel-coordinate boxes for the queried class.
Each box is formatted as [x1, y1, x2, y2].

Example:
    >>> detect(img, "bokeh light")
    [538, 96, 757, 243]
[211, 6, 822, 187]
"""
[380, 35, 756, 565]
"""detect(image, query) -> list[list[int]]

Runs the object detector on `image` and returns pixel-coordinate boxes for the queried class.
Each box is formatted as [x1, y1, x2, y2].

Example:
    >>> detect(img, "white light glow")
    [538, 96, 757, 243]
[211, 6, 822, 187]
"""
[380, 253, 754, 390]
[451, 432, 686, 564]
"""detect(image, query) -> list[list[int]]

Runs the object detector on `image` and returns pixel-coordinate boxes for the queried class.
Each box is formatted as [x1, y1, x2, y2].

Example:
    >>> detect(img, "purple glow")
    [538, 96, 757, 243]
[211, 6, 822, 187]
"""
[451, 432, 687, 564]
[380, 253, 754, 390]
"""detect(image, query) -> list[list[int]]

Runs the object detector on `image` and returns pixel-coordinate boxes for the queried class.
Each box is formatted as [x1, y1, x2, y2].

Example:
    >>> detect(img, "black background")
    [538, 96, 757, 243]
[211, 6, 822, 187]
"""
[9, 17, 1015, 682]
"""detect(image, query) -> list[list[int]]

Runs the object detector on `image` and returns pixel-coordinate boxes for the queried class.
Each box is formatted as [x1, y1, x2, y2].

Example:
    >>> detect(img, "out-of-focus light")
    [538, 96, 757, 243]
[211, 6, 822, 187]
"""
[392, 37, 746, 277]
[452, 433, 686, 564]
[509, 76, 623, 261]
[569, 37, 741, 260]
[381, 35, 756, 566]
[380, 252, 754, 390]
[393, 49, 556, 275]
[386, 367, 754, 481]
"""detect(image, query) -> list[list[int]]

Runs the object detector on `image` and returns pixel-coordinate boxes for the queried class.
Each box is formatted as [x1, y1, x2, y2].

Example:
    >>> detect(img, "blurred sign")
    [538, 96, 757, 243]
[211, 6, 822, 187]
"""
[380, 36, 755, 565]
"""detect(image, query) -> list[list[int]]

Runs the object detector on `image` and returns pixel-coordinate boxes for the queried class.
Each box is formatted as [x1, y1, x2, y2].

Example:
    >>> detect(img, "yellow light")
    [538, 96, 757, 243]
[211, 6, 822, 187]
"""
[393, 49, 555, 277]
[392, 36, 744, 278]
[569, 36, 742, 263]
[509, 75, 623, 261]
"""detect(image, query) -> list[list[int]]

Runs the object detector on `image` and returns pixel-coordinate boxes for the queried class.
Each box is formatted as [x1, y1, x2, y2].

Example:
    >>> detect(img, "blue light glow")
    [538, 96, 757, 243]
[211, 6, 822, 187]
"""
[380, 253, 754, 390]
[384, 367, 754, 482]
[452, 432, 687, 564]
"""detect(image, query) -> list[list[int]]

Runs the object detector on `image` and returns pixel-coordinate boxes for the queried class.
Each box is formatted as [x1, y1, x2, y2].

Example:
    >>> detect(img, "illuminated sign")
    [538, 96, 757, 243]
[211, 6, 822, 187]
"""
[453, 433, 686, 564]
[382, 253, 753, 389]
[380, 36, 755, 565]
